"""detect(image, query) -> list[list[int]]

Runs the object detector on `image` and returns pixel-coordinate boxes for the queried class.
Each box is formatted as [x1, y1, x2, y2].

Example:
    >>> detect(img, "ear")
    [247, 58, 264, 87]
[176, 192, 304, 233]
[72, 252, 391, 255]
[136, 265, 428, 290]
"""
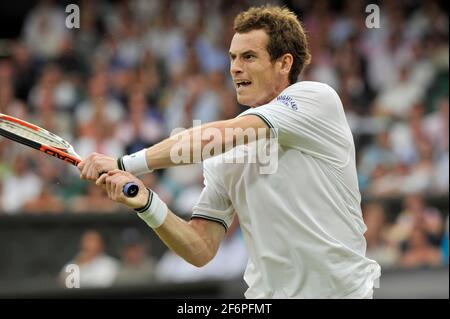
[277, 53, 293, 76]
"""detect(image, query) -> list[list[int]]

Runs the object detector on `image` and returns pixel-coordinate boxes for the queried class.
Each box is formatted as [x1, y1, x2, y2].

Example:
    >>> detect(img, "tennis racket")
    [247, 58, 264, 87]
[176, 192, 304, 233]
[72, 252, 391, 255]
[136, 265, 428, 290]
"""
[0, 113, 139, 197]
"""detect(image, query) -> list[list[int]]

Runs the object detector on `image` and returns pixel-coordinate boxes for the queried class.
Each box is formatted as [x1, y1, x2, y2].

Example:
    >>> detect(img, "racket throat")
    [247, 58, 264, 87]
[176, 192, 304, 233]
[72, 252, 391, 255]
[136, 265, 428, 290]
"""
[40, 145, 80, 166]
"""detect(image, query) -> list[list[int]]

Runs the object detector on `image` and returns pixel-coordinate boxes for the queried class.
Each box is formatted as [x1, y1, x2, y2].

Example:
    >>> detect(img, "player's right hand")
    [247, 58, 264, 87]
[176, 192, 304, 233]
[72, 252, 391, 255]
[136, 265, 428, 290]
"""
[78, 152, 118, 181]
[96, 170, 150, 209]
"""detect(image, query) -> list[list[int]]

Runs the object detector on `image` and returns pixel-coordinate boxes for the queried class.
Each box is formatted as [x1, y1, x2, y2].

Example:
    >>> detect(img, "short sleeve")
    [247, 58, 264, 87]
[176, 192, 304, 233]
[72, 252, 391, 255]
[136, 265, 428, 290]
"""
[239, 83, 352, 167]
[191, 160, 235, 230]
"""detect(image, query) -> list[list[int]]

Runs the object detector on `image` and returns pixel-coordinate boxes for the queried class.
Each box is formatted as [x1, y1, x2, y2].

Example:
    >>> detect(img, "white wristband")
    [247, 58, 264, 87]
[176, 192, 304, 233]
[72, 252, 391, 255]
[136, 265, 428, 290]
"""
[135, 190, 168, 229]
[119, 149, 152, 176]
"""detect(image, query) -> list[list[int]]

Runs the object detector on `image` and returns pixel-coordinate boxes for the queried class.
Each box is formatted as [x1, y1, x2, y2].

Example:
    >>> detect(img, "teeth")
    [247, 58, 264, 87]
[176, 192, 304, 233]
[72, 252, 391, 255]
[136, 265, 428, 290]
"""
[237, 81, 251, 87]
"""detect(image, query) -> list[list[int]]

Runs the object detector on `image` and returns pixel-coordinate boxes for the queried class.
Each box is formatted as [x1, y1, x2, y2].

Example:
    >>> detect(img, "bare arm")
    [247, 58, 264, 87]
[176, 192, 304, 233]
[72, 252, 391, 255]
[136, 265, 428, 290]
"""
[97, 170, 226, 267]
[79, 115, 269, 180]
[156, 213, 226, 267]
[146, 115, 270, 169]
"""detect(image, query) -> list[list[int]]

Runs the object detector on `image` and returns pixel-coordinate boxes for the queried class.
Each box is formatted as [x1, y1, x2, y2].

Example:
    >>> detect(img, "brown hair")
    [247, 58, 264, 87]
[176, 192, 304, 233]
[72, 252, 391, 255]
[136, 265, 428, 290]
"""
[234, 6, 311, 84]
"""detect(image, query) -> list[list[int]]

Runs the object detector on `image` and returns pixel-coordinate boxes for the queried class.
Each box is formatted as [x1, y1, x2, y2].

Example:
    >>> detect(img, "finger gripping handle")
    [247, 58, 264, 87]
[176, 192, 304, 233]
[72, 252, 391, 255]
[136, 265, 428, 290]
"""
[123, 182, 139, 198]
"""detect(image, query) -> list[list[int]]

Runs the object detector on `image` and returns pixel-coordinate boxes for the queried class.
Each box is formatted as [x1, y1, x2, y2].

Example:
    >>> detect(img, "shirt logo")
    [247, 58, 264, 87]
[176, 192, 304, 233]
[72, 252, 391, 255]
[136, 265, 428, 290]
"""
[276, 95, 298, 110]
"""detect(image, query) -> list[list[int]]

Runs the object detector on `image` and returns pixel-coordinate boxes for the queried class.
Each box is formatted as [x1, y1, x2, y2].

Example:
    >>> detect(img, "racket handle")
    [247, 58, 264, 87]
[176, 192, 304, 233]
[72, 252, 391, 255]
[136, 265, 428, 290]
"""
[123, 182, 139, 198]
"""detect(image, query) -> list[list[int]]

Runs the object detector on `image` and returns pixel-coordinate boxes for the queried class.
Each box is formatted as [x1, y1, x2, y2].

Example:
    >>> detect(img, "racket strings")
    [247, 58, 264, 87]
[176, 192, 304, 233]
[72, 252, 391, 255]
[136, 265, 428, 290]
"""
[0, 119, 68, 149]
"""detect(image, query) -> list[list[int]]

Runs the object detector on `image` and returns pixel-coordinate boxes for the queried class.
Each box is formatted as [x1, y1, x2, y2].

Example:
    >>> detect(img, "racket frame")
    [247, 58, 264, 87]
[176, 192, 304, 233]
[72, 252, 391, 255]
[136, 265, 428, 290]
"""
[0, 113, 81, 166]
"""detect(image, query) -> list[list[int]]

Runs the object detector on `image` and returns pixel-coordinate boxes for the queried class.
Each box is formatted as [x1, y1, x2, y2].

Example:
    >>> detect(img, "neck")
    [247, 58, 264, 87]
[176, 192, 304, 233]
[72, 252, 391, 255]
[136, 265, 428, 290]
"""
[271, 79, 291, 99]
[252, 81, 291, 108]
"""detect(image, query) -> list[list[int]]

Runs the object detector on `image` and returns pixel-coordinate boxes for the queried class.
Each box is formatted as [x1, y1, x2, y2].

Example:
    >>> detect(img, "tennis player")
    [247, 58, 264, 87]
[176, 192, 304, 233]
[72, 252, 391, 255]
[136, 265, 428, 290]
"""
[79, 6, 381, 298]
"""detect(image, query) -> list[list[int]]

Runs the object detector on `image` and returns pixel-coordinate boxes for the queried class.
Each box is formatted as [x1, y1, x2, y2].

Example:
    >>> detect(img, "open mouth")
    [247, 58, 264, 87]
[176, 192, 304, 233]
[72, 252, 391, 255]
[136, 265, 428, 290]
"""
[236, 80, 252, 89]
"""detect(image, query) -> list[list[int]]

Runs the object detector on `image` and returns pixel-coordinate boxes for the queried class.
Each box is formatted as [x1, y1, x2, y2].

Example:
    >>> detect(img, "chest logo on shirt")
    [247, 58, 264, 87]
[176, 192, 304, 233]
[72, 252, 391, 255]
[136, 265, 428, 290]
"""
[276, 95, 298, 111]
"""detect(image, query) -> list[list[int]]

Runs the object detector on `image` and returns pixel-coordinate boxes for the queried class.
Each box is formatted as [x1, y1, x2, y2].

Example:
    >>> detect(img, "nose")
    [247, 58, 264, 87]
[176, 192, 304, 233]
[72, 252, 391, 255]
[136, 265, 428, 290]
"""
[230, 58, 243, 76]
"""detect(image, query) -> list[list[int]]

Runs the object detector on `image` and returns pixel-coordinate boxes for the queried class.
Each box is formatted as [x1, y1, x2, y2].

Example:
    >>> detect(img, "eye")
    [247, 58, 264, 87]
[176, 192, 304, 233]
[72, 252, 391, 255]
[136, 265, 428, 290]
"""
[243, 54, 255, 60]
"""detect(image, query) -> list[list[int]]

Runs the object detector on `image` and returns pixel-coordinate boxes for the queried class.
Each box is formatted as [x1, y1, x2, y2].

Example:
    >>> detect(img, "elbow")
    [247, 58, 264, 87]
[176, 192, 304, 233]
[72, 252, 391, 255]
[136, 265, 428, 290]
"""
[191, 260, 208, 268]
[187, 243, 217, 267]
[185, 219, 222, 267]
[190, 251, 215, 268]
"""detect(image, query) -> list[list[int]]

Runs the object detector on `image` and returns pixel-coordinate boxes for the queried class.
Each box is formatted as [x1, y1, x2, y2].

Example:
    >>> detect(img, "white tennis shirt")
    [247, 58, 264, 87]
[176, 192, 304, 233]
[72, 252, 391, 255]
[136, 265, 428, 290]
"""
[192, 81, 381, 298]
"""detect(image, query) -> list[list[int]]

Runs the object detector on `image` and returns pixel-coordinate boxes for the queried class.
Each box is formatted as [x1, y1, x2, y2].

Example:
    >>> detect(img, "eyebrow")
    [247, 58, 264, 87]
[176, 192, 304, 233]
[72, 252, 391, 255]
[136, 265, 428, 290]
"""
[228, 50, 258, 58]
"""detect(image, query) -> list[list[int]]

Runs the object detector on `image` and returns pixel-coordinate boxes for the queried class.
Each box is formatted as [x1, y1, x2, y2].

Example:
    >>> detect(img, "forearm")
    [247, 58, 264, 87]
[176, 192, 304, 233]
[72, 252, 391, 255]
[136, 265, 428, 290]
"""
[153, 211, 217, 267]
[118, 115, 268, 174]
[96, 170, 221, 267]
[145, 120, 229, 170]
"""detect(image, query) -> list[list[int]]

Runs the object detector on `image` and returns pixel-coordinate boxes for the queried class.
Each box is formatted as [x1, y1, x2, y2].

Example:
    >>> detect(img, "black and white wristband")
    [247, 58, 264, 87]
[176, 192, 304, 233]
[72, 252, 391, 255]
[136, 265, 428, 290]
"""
[118, 149, 152, 176]
[135, 188, 168, 229]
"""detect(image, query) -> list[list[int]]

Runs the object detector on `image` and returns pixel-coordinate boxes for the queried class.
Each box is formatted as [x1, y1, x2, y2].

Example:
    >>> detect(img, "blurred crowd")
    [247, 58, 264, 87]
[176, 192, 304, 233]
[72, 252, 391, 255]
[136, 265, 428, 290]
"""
[0, 0, 448, 284]
[59, 219, 247, 288]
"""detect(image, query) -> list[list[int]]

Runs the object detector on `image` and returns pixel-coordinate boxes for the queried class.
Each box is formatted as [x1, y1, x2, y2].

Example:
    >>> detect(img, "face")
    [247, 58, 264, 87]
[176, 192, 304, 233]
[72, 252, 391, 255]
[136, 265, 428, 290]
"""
[229, 29, 289, 107]
[81, 231, 104, 256]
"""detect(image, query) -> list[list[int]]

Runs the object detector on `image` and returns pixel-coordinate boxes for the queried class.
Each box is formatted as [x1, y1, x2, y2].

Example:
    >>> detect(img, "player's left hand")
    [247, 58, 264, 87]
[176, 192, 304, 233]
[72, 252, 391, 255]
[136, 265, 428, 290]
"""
[78, 152, 118, 181]
[96, 170, 150, 210]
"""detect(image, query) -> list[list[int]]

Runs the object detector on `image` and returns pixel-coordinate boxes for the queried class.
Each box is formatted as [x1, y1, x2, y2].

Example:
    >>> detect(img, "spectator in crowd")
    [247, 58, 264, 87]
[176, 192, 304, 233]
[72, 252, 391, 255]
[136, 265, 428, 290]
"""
[389, 104, 427, 166]
[423, 97, 448, 155]
[60, 230, 119, 288]
[115, 87, 166, 154]
[75, 119, 125, 160]
[74, 72, 125, 130]
[365, 162, 409, 198]
[9, 41, 38, 102]
[400, 223, 442, 268]
[69, 183, 122, 213]
[358, 130, 398, 192]
[363, 202, 399, 268]
[114, 228, 157, 286]
[400, 138, 435, 194]
[23, 184, 65, 214]
[0, 76, 28, 116]
[22, 0, 69, 61]
[27, 65, 75, 141]
[22, 151, 87, 205]
[389, 193, 443, 247]
[0, 154, 42, 214]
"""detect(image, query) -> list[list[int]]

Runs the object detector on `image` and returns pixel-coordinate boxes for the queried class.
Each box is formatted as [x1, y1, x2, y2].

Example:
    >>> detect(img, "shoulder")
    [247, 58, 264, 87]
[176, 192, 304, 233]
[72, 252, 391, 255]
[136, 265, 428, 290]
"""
[253, 81, 341, 116]
[283, 81, 339, 101]
[278, 81, 343, 115]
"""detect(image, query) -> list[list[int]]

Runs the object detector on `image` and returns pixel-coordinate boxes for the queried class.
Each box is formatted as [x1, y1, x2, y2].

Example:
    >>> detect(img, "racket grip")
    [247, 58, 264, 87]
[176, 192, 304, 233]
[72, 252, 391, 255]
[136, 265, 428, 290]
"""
[123, 182, 139, 198]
